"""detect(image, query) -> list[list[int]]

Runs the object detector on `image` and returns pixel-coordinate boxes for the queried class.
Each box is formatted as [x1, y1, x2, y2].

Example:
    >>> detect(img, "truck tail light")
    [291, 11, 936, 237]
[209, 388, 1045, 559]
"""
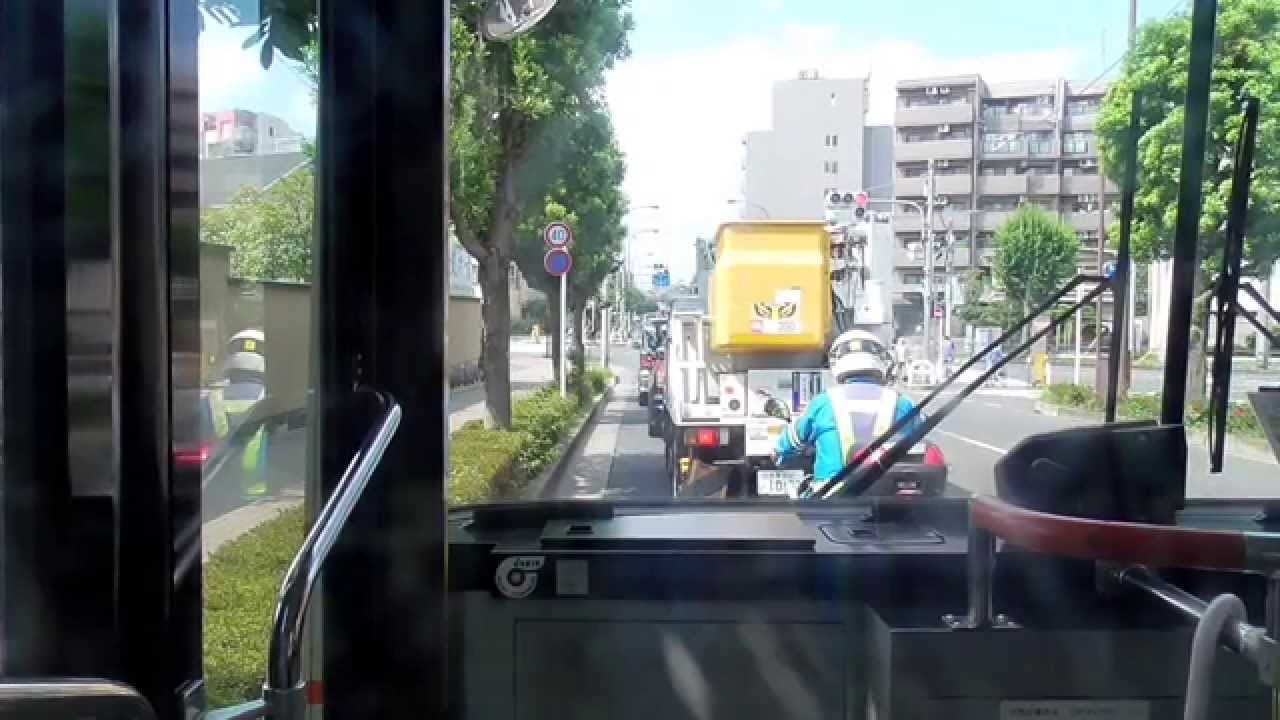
[686, 427, 729, 448]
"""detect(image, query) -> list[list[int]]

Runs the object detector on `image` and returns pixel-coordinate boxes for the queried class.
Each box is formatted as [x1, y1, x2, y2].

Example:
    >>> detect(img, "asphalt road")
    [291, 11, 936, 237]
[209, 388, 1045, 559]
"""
[561, 346, 1280, 502]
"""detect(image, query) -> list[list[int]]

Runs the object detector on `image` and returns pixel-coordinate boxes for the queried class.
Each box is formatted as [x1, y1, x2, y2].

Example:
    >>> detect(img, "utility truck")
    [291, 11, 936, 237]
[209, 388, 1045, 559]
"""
[661, 216, 945, 498]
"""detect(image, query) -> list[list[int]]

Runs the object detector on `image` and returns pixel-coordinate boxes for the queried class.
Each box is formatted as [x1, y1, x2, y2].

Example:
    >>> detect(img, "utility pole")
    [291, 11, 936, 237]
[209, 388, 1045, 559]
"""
[923, 158, 936, 379]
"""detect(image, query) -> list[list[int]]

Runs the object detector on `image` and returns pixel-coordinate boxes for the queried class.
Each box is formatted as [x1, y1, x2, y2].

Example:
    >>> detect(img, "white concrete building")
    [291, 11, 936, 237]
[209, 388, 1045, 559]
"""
[742, 70, 868, 220]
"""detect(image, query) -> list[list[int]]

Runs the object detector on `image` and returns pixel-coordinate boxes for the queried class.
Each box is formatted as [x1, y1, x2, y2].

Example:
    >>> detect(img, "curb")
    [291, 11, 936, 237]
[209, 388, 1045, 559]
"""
[527, 378, 618, 500]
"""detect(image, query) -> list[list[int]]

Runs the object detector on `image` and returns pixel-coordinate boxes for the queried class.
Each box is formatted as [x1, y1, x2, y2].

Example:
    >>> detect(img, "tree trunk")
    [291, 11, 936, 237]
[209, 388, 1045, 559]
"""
[572, 303, 586, 381]
[479, 254, 513, 428]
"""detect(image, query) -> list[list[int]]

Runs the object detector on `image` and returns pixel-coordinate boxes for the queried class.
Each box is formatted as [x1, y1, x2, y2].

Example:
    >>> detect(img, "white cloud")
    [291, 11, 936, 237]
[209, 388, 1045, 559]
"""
[605, 25, 1086, 281]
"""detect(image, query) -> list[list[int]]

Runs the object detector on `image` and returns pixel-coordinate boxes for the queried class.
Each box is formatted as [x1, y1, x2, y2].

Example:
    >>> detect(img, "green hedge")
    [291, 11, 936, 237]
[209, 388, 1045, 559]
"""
[1040, 383, 1262, 438]
[205, 381, 610, 706]
[204, 505, 305, 708]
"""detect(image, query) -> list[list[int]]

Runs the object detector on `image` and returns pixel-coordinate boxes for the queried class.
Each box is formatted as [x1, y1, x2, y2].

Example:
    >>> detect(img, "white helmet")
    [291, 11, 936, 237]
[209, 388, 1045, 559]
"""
[829, 330, 890, 384]
[832, 351, 887, 384]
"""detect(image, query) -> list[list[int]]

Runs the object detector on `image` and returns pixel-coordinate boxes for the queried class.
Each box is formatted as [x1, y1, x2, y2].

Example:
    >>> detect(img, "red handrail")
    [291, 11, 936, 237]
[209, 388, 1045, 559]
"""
[971, 495, 1248, 572]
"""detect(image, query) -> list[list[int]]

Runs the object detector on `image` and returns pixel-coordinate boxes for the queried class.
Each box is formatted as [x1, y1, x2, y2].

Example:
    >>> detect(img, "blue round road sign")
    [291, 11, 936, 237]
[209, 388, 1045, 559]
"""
[1103, 261, 1117, 278]
[544, 248, 572, 276]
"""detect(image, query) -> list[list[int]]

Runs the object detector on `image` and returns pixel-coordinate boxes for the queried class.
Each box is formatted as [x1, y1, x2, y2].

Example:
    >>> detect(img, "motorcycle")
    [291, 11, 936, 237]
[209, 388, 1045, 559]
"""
[752, 391, 949, 499]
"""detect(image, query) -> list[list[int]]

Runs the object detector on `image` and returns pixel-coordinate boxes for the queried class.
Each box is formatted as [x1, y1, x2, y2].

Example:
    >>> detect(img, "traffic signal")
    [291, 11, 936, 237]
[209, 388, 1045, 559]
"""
[853, 191, 869, 221]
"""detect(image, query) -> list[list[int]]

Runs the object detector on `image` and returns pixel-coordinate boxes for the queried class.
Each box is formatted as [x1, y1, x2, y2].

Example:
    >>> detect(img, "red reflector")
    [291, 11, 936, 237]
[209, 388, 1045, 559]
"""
[306, 681, 324, 705]
[924, 444, 945, 466]
[695, 428, 718, 447]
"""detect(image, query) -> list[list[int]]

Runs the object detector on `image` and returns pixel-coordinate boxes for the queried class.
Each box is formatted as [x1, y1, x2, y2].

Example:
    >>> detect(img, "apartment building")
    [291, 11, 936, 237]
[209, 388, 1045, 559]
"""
[892, 75, 1118, 333]
[742, 70, 868, 220]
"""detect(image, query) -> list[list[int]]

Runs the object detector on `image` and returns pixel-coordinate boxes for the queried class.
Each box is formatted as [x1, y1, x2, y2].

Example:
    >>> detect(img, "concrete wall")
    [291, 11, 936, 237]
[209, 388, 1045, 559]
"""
[200, 243, 486, 403]
[449, 296, 484, 386]
[262, 282, 311, 413]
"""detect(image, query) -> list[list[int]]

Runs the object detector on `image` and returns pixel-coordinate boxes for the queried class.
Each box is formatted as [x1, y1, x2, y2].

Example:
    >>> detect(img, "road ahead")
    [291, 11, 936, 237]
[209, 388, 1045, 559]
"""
[560, 347, 1279, 501]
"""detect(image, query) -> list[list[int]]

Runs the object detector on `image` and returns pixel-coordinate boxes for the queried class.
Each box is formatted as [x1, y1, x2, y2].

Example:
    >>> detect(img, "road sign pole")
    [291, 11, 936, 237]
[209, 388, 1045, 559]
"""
[559, 272, 567, 398]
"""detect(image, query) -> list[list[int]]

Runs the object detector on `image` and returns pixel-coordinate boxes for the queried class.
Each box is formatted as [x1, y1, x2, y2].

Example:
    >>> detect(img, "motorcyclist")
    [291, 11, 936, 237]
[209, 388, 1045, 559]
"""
[772, 330, 921, 493]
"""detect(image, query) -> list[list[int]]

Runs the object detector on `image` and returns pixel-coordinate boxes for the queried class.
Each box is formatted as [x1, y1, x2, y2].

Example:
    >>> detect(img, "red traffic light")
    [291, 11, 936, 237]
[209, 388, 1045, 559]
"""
[854, 191, 869, 208]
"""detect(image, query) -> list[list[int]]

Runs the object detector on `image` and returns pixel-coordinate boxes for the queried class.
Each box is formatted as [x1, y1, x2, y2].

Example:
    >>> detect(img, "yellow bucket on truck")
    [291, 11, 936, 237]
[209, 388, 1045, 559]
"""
[709, 222, 832, 353]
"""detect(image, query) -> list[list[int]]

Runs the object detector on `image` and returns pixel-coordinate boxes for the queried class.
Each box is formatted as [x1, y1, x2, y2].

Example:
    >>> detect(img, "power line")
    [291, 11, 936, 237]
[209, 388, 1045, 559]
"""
[1075, 0, 1191, 95]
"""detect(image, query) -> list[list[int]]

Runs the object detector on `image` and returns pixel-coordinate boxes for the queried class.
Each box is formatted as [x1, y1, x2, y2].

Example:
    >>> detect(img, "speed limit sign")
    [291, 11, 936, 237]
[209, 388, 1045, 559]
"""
[544, 222, 573, 249]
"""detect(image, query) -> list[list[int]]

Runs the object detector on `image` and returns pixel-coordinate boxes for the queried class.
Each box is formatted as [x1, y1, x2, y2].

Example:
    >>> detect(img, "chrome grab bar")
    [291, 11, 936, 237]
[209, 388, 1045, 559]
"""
[269, 389, 401, 691]
[207, 389, 400, 720]
[0, 679, 157, 720]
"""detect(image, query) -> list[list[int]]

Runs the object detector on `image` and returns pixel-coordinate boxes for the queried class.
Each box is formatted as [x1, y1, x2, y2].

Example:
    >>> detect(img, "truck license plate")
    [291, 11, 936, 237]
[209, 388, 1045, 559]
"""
[756, 469, 805, 497]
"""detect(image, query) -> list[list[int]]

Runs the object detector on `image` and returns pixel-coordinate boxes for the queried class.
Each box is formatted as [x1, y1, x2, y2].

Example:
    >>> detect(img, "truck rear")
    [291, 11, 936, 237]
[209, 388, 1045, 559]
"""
[663, 222, 833, 497]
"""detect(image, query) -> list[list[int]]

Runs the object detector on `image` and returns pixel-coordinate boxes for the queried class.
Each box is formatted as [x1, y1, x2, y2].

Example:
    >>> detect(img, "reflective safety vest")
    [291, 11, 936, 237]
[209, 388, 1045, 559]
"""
[825, 382, 900, 463]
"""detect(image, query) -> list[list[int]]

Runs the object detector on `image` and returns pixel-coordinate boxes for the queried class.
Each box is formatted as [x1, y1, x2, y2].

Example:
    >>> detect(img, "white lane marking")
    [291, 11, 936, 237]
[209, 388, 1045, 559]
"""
[937, 429, 1007, 455]
[983, 401, 1002, 409]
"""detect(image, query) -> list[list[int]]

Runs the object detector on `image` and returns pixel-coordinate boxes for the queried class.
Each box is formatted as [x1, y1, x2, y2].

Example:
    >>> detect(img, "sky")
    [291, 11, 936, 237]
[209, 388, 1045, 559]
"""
[199, 0, 1186, 282]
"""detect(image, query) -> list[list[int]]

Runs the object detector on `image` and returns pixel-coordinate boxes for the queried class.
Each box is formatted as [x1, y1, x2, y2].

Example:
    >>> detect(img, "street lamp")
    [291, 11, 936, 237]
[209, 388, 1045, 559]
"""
[727, 198, 771, 219]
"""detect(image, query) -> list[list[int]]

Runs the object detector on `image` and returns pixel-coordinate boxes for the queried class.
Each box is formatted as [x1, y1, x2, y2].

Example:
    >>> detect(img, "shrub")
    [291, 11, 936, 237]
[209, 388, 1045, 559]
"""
[1042, 383, 1097, 408]
[204, 505, 305, 708]
[586, 367, 613, 395]
[447, 423, 527, 504]
[512, 387, 581, 477]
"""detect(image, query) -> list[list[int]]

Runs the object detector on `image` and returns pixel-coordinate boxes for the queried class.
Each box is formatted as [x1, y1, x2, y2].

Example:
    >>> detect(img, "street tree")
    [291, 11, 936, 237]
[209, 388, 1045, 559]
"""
[993, 206, 1080, 329]
[1097, 0, 1280, 400]
[625, 287, 659, 315]
[201, 167, 315, 282]
[449, 0, 632, 427]
[513, 107, 629, 384]
[217, 0, 633, 427]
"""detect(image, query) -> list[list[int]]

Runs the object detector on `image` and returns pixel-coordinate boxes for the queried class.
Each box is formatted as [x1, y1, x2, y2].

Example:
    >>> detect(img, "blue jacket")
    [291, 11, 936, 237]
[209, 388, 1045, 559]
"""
[775, 379, 921, 484]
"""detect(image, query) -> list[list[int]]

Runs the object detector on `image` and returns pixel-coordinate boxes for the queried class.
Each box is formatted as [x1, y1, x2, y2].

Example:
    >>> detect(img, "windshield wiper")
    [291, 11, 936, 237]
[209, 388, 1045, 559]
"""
[811, 274, 1111, 500]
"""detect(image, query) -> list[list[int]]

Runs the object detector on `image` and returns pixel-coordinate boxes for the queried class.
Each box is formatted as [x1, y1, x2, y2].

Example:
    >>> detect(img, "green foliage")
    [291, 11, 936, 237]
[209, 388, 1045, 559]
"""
[450, 1, 632, 428]
[448, 423, 529, 504]
[626, 287, 659, 314]
[202, 167, 314, 282]
[204, 505, 305, 707]
[1040, 385, 1262, 437]
[993, 206, 1080, 309]
[1097, 0, 1280, 276]
[511, 386, 583, 475]
[513, 106, 630, 314]
[1043, 383, 1099, 408]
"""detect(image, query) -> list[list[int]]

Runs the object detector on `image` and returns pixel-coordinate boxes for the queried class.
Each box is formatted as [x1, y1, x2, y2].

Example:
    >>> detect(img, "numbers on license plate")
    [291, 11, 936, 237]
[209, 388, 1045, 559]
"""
[756, 470, 804, 497]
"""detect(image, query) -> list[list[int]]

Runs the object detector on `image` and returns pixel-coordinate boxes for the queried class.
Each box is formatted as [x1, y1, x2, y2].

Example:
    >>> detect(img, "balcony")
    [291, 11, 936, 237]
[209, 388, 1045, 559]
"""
[896, 138, 973, 163]
[1069, 211, 1104, 231]
[935, 210, 973, 231]
[1027, 175, 1060, 195]
[933, 173, 973, 195]
[895, 101, 975, 127]
[979, 210, 1016, 230]
[1062, 174, 1118, 195]
[894, 176, 927, 198]
[894, 214, 923, 232]
[981, 143, 1027, 160]
[1065, 112, 1097, 131]
[978, 174, 1028, 195]
[895, 246, 924, 267]
[898, 173, 972, 197]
